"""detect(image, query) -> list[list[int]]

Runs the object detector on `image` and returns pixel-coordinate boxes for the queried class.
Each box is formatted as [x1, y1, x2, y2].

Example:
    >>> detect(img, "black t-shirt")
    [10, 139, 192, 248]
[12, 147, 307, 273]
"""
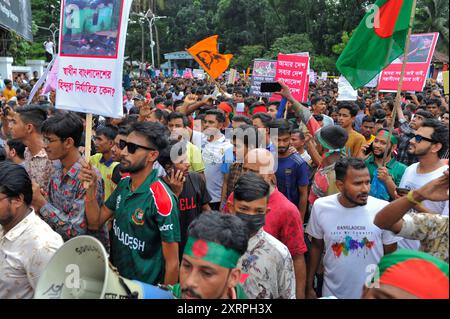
[177, 172, 211, 260]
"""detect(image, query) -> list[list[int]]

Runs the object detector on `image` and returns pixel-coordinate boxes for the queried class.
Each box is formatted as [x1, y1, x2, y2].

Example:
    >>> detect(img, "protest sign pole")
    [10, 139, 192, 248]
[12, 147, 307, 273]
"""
[382, 0, 417, 167]
[83, 113, 93, 188]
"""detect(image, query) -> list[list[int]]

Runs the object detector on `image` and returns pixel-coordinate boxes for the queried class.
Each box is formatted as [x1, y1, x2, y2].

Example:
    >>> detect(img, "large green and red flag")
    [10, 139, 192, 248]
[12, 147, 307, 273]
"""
[336, 0, 415, 89]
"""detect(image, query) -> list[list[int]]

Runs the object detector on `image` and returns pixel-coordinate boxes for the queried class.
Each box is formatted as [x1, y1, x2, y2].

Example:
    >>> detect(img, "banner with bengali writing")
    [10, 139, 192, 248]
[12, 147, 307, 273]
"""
[249, 59, 277, 98]
[55, 0, 132, 118]
[274, 53, 309, 102]
[378, 33, 439, 92]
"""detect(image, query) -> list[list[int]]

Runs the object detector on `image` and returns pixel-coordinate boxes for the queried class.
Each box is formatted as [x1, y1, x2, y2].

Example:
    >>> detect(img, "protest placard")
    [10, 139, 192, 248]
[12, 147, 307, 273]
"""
[310, 70, 316, 84]
[56, 0, 132, 118]
[193, 69, 205, 79]
[274, 53, 309, 102]
[249, 59, 277, 98]
[337, 75, 358, 101]
[378, 33, 439, 92]
[320, 72, 328, 80]
[228, 68, 238, 84]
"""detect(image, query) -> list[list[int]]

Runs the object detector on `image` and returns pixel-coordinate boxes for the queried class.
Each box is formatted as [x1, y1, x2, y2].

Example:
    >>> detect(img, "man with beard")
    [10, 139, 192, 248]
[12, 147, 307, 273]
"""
[80, 121, 181, 286]
[396, 119, 449, 251]
[365, 129, 407, 200]
[0, 161, 63, 299]
[170, 211, 249, 299]
[269, 119, 309, 218]
[396, 103, 434, 166]
[306, 157, 399, 299]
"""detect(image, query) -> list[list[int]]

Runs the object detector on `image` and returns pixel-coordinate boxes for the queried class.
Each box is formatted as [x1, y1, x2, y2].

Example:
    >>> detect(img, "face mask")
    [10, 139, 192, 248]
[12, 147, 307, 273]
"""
[236, 213, 265, 235]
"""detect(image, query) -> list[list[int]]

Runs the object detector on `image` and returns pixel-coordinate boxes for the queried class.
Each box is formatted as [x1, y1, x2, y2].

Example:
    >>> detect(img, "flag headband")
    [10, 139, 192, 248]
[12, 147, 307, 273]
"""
[184, 237, 241, 269]
[376, 129, 399, 145]
[317, 132, 345, 157]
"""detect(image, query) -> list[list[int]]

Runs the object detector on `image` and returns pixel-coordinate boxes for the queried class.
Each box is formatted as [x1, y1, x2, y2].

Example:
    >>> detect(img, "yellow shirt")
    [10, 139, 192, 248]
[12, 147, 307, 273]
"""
[344, 130, 366, 157]
[2, 88, 16, 101]
[90, 153, 119, 201]
[186, 141, 205, 173]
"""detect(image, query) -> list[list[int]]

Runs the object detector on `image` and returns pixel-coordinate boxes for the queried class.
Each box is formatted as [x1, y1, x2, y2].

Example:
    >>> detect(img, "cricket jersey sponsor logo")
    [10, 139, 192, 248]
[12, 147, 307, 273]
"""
[116, 195, 122, 210]
[159, 224, 174, 232]
[131, 208, 145, 226]
[113, 219, 145, 252]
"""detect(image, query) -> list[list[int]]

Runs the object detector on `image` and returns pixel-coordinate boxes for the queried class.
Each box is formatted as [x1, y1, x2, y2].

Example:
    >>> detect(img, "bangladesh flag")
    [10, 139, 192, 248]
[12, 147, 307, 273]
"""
[336, 0, 415, 89]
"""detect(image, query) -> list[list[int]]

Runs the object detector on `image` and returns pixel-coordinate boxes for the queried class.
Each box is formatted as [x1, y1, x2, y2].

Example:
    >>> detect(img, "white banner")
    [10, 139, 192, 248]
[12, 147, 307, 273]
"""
[337, 75, 357, 101]
[55, 0, 132, 118]
[364, 74, 380, 88]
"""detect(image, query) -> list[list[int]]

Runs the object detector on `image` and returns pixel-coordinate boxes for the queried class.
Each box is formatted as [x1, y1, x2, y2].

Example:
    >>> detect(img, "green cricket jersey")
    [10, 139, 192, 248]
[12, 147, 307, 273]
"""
[365, 154, 407, 186]
[105, 169, 181, 285]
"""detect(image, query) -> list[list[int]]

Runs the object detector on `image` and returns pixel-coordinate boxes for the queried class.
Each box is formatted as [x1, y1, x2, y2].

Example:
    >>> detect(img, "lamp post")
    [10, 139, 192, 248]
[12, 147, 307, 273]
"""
[143, 10, 166, 68]
[131, 13, 146, 76]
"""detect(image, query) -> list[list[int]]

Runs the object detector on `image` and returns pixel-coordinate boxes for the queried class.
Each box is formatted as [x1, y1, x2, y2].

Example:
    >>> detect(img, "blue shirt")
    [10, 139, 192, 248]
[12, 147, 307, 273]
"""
[275, 154, 309, 207]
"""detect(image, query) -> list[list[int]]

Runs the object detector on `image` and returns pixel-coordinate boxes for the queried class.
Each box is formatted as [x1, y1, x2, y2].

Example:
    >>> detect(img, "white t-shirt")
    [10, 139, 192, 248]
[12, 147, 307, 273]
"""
[44, 41, 54, 55]
[399, 163, 449, 215]
[202, 135, 232, 203]
[398, 163, 449, 250]
[306, 194, 400, 299]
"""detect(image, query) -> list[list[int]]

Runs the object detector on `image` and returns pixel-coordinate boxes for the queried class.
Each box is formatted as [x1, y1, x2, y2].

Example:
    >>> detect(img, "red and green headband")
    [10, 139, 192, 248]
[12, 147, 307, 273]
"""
[184, 237, 242, 269]
[376, 129, 399, 145]
[372, 249, 449, 299]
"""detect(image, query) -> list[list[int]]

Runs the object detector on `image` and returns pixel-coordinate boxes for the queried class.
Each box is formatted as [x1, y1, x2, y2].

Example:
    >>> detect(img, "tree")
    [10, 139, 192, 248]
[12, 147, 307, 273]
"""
[231, 45, 265, 69]
[332, 31, 352, 56]
[265, 34, 314, 59]
[414, 0, 449, 54]
[311, 55, 337, 74]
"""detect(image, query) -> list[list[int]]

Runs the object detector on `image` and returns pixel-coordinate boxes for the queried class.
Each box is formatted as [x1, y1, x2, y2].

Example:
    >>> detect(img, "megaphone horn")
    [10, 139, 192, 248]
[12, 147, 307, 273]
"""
[34, 235, 174, 299]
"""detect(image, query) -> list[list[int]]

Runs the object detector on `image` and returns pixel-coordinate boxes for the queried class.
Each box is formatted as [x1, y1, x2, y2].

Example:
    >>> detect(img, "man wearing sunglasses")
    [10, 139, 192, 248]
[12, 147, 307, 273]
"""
[396, 100, 434, 166]
[397, 119, 449, 250]
[80, 121, 181, 287]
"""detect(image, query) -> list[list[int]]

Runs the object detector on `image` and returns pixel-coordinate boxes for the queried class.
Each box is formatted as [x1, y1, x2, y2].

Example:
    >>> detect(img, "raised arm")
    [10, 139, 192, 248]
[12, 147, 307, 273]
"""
[374, 170, 449, 233]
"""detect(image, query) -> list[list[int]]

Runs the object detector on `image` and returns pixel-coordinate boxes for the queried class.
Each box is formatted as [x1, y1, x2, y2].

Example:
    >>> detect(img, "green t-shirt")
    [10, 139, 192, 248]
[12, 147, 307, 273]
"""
[365, 154, 407, 186]
[169, 283, 247, 299]
[105, 169, 180, 285]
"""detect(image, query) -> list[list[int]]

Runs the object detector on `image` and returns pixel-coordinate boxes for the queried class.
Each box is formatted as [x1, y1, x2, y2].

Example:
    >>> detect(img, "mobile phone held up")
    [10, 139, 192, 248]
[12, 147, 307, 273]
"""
[260, 82, 282, 93]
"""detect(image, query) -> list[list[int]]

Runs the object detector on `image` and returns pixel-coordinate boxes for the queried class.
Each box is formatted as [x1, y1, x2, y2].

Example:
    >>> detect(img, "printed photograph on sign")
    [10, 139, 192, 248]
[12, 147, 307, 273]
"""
[399, 34, 436, 64]
[60, 0, 123, 58]
[253, 60, 277, 78]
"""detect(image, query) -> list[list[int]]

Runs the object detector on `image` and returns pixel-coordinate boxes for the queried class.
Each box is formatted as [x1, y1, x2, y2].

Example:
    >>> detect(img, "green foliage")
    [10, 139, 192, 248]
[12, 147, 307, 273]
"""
[332, 31, 351, 56]
[231, 45, 265, 69]
[5, 0, 449, 70]
[311, 55, 337, 74]
[265, 34, 314, 59]
[414, 0, 449, 54]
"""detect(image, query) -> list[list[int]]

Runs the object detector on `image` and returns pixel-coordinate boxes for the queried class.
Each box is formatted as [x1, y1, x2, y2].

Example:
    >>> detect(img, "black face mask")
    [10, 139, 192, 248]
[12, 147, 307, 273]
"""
[236, 213, 265, 235]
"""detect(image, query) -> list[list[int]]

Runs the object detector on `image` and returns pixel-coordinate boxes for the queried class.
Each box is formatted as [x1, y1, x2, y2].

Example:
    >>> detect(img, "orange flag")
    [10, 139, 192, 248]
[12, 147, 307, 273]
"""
[186, 35, 233, 80]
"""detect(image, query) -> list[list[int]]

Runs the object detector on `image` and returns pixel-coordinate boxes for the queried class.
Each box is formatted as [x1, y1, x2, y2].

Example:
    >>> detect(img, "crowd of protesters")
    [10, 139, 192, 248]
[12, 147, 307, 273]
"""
[0, 69, 448, 299]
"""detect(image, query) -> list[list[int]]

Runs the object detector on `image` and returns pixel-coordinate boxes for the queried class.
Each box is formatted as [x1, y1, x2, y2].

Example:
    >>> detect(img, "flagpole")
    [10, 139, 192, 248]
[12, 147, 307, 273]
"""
[381, 0, 417, 167]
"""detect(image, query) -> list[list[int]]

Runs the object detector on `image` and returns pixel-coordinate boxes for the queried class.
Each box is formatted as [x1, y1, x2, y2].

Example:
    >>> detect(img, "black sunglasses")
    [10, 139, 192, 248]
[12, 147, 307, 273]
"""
[118, 140, 156, 154]
[413, 134, 436, 144]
